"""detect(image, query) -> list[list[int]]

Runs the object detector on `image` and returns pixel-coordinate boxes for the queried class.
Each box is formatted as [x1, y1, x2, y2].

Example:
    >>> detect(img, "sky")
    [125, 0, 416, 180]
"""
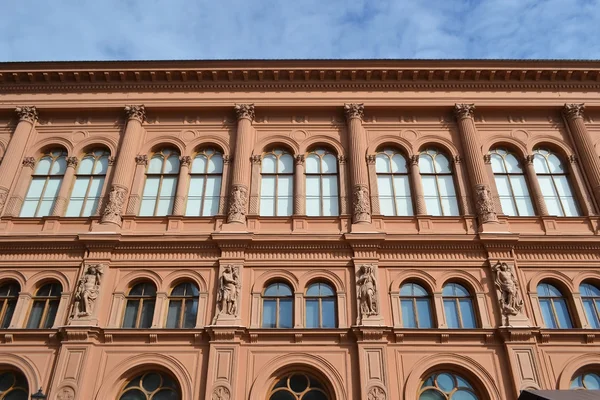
[2, 0, 600, 61]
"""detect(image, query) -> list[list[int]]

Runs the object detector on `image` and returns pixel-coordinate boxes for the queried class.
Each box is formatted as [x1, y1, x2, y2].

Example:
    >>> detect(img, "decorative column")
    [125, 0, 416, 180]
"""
[126, 155, 149, 215]
[172, 156, 191, 216]
[344, 103, 371, 224]
[409, 155, 427, 215]
[5, 157, 36, 217]
[523, 156, 549, 216]
[294, 155, 306, 215]
[0, 107, 37, 215]
[94, 157, 115, 216]
[563, 104, 600, 210]
[218, 156, 232, 215]
[248, 155, 262, 215]
[366, 155, 380, 215]
[51, 157, 78, 216]
[226, 104, 255, 225]
[454, 104, 498, 225]
[101, 105, 145, 226]
[484, 154, 503, 215]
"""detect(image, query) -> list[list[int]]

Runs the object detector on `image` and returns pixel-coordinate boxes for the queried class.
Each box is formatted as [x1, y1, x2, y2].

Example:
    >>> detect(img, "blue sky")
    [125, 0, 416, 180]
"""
[2, 0, 600, 61]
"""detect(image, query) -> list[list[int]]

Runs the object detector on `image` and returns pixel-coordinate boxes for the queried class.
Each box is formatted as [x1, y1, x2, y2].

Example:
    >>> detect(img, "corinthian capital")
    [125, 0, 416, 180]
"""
[15, 106, 38, 123]
[124, 105, 146, 122]
[66, 157, 79, 168]
[234, 104, 255, 121]
[454, 103, 476, 120]
[344, 103, 364, 121]
[563, 103, 585, 119]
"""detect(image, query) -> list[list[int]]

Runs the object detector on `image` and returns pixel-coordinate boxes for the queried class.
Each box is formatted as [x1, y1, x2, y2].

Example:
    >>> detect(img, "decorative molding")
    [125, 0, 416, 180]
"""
[453, 155, 462, 164]
[66, 156, 79, 168]
[367, 385, 386, 400]
[295, 154, 305, 165]
[454, 103, 476, 119]
[222, 155, 232, 164]
[234, 103, 255, 121]
[353, 184, 371, 223]
[366, 154, 377, 165]
[483, 154, 491, 164]
[15, 106, 38, 123]
[108, 156, 116, 165]
[212, 386, 231, 400]
[135, 154, 148, 165]
[124, 104, 146, 122]
[251, 155, 262, 164]
[101, 186, 128, 225]
[563, 103, 585, 119]
[227, 184, 248, 223]
[22, 156, 36, 168]
[344, 103, 364, 120]
[475, 184, 498, 223]
[338, 155, 347, 164]
[179, 155, 192, 167]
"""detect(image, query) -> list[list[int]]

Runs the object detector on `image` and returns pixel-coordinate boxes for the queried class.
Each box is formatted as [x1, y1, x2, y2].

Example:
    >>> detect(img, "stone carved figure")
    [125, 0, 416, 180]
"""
[72, 264, 104, 318]
[212, 386, 231, 400]
[353, 185, 371, 223]
[475, 184, 497, 223]
[356, 264, 378, 323]
[101, 186, 127, 224]
[367, 386, 386, 400]
[492, 261, 524, 324]
[213, 265, 240, 322]
[227, 185, 248, 223]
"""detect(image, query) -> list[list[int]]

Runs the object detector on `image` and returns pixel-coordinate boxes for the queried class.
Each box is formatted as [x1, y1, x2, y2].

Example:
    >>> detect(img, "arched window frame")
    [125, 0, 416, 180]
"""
[0, 370, 29, 399]
[118, 371, 180, 400]
[442, 282, 477, 329]
[571, 370, 600, 390]
[375, 148, 413, 216]
[399, 282, 434, 329]
[65, 148, 110, 217]
[262, 282, 294, 329]
[260, 148, 294, 217]
[489, 147, 535, 216]
[419, 371, 480, 400]
[537, 281, 573, 329]
[26, 282, 62, 329]
[122, 281, 157, 329]
[140, 148, 180, 217]
[418, 148, 459, 216]
[305, 148, 339, 217]
[20, 149, 67, 217]
[268, 372, 332, 400]
[0, 281, 20, 329]
[185, 148, 223, 217]
[166, 281, 199, 329]
[581, 282, 600, 329]
[532, 148, 580, 217]
[305, 282, 337, 328]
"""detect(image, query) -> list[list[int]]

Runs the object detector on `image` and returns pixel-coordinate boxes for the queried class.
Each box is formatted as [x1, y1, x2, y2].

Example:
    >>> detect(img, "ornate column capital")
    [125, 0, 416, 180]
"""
[223, 155, 233, 164]
[454, 103, 476, 120]
[295, 155, 305, 165]
[344, 103, 364, 121]
[15, 106, 38, 123]
[22, 157, 36, 169]
[66, 157, 79, 168]
[108, 156, 116, 166]
[409, 155, 420, 166]
[366, 154, 377, 165]
[179, 155, 192, 167]
[563, 103, 585, 119]
[251, 155, 262, 164]
[524, 155, 534, 166]
[124, 105, 146, 123]
[483, 154, 492, 164]
[234, 104, 255, 121]
[338, 155, 347, 165]
[135, 155, 148, 166]
[453, 155, 462, 164]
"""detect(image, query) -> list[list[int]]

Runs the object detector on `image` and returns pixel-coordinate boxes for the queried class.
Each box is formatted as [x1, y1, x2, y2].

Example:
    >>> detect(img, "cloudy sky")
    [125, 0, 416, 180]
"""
[2, 0, 600, 61]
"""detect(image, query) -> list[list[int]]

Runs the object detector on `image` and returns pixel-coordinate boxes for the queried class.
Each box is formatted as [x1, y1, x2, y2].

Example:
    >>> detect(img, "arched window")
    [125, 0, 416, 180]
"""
[533, 148, 579, 216]
[166, 282, 199, 329]
[262, 282, 293, 328]
[571, 371, 600, 390]
[65, 149, 110, 217]
[260, 149, 294, 216]
[581, 283, 600, 329]
[268, 373, 330, 400]
[0, 281, 19, 329]
[305, 148, 339, 217]
[419, 372, 479, 400]
[118, 371, 180, 400]
[0, 370, 29, 399]
[442, 283, 476, 329]
[186, 148, 223, 216]
[20, 149, 67, 217]
[122, 282, 156, 329]
[537, 282, 573, 329]
[26, 282, 62, 329]
[306, 282, 336, 328]
[376, 148, 413, 216]
[419, 148, 459, 216]
[489, 148, 534, 216]
[140, 148, 180, 216]
[400, 282, 433, 328]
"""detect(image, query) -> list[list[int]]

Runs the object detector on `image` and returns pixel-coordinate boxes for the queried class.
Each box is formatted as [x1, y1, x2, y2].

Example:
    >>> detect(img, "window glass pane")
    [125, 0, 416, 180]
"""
[305, 155, 320, 173]
[510, 176, 529, 196]
[377, 176, 393, 196]
[25, 177, 46, 199]
[459, 299, 476, 328]
[95, 156, 109, 174]
[533, 154, 549, 173]
[139, 199, 157, 216]
[187, 176, 205, 198]
[444, 300, 460, 329]
[21, 201, 40, 218]
[44, 177, 62, 198]
[262, 155, 276, 173]
[440, 197, 460, 216]
[35, 157, 52, 175]
[306, 176, 321, 197]
[322, 154, 337, 173]
[437, 175, 456, 196]
[416, 298, 433, 328]
[391, 154, 407, 173]
[537, 175, 557, 197]
[277, 197, 292, 217]
[413, 284, 428, 296]
[490, 154, 505, 173]
[261, 199, 275, 217]
[539, 299, 557, 328]
[65, 200, 84, 217]
[401, 299, 416, 328]
[418, 154, 434, 173]
[504, 153, 522, 173]
[393, 175, 411, 196]
[262, 300, 276, 328]
[322, 197, 339, 217]
[322, 176, 338, 196]
[78, 157, 94, 174]
[1, 299, 16, 328]
[322, 298, 336, 328]
[306, 198, 320, 216]
[205, 176, 221, 198]
[36, 199, 54, 217]
[583, 299, 600, 328]
[160, 177, 178, 196]
[155, 197, 174, 216]
[27, 301, 44, 328]
[279, 154, 294, 173]
[434, 154, 451, 173]
[148, 156, 163, 173]
[279, 299, 293, 328]
[278, 175, 293, 196]
[395, 198, 413, 217]
[545, 197, 563, 217]
[547, 154, 564, 173]
[494, 175, 511, 196]
[207, 154, 223, 173]
[499, 198, 517, 217]
[184, 298, 198, 328]
[122, 301, 139, 328]
[583, 373, 600, 390]
[376, 154, 391, 173]
[42, 300, 59, 328]
[562, 197, 579, 217]
[421, 176, 439, 196]
[554, 299, 572, 328]
[425, 198, 442, 217]
[166, 300, 182, 328]
[306, 299, 319, 328]
[553, 176, 574, 197]
[582, 283, 600, 296]
[191, 155, 207, 173]
[50, 157, 67, 175]
[515, 197, 535, 217]
[164, 156, 180, 173]
[142, 176, 160, 197]
[140, 300, 155, 328]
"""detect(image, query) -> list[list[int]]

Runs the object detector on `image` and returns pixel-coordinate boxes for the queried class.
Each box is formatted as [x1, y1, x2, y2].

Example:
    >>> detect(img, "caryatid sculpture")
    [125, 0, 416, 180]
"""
[356, 264, 378, 324]
[72, 264, 105, 319]
[492, 261, 524, 325]
[212, 265, 241, 323]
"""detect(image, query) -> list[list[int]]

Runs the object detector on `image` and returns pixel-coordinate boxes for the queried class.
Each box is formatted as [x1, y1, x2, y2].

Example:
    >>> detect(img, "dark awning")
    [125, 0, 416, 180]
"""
[519, 390, 600, 400]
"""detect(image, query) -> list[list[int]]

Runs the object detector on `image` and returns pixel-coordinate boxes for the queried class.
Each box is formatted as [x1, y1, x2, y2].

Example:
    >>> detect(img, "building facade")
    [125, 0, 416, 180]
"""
[0, 60, 599, 400]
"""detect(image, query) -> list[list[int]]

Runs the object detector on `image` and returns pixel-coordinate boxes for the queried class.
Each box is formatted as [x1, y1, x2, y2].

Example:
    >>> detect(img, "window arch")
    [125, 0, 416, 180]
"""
[419, 148, 459, 216]
[305, 148, 339, 217]
[537, 282, 573, 329]
[140, 148, 180, 216]
[305, 282, 336, 328]
[533, 148, 579, 216]
[20, 149, 67, 217]
[118, 371, 180, 400]
[581, 282, 600, 329]
[442, 283, 476, 329]
[185, 148, 223, 216]
[400, 282, 433, 328]
[571, 371, 600, 390]
[166, 282, 199, 329]
[376, 148, 413, 216]
[260, 149, 294, 216]
[268, 372, 331, 400]
[0, 370, 29, 399]
[419, 372, 479, 400]
[65, 148, 110, 217]
[262, 282, 293, 328]
[489, 148, 534, 216]
[26, 282, 62, 329]
[0, 281, 19, 329]
[122, 282, 157, 329]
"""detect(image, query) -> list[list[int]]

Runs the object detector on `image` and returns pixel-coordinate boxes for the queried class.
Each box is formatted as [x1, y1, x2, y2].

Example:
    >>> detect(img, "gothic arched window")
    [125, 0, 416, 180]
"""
[186, 148, 223, 216]
[419, 372, 479, 400]
[118, 371, 180, 400]
[305, 148, 339, 217]
[140, 148, 180, 216]
[166, 282, 199, 329]
[260, 149, 294, 216]
[376, 148, 413, 216]
[20, 149, 67, 217]
[489, 148, 534, 216]
[419, 148, 459, 216]
[66, 149, 110, 217]
[533, 148, 579, 216]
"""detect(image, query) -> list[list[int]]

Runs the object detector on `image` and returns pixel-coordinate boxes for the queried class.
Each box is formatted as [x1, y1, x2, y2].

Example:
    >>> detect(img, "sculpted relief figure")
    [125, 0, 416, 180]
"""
[227, 185, 248, 223]
[356, 264, 378, 323]
[101, 186, 127, 224]
[213, 265, 240, 323]
[492, 261, 524, 323]
[72, 264, 105, 319]
[353, 184, 371, 223]
[475, 184, 497, 223]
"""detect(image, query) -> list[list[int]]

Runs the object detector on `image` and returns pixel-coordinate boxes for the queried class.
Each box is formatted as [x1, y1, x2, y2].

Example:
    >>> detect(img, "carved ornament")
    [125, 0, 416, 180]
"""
[483, 154, 491, 164]
[124, 105, 146, 122]
[563, 103, 585, 119]
[108, 156, 116, 165]
[492, 261, 524, 326]
[366, 154, 376, 165]
[344, 103, 365, 121]
[223, 155, 232, 164]
[179, 155, 192, 167]
[251, 155, 262, 164]
[15, 106, 38, 123]
[56, 387, 75, 400]
[338, 155, 347, 164]
[524, 155, 534, 165]
[227, 184, 248, 223]
[295, 154, 305, 165]
[22, 157, 36, 168]
[234, 104, 255, 121]
[101, 186, 128, 225]
[453, 155, 462, 164]
[71, 263, 105, 319]
[454, 103, 476, 120]
[569, 154, 578, 164]
[212, 386, 231, 400]
[0, 188, 8, 214]
[367, 385, 386, 400]
[353, 184, 371, 223]
[212, 264, 241, 323]
[409, 155, 419, 166]
[135, 154, 148, 165]
[356, 264, 379, 324]
[66, 157, 79, 168]
[475, 184, 497, 223]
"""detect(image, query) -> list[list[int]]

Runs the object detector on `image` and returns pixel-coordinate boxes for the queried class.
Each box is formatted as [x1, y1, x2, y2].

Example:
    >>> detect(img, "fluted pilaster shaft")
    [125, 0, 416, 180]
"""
[227, 104, 255, 224]
[0, 107, 38, 215]
[563, 104, 600, 210]
[101, 105, 145, 225]
[344, 103, 371, 224]
[454, 104, 498, 224]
